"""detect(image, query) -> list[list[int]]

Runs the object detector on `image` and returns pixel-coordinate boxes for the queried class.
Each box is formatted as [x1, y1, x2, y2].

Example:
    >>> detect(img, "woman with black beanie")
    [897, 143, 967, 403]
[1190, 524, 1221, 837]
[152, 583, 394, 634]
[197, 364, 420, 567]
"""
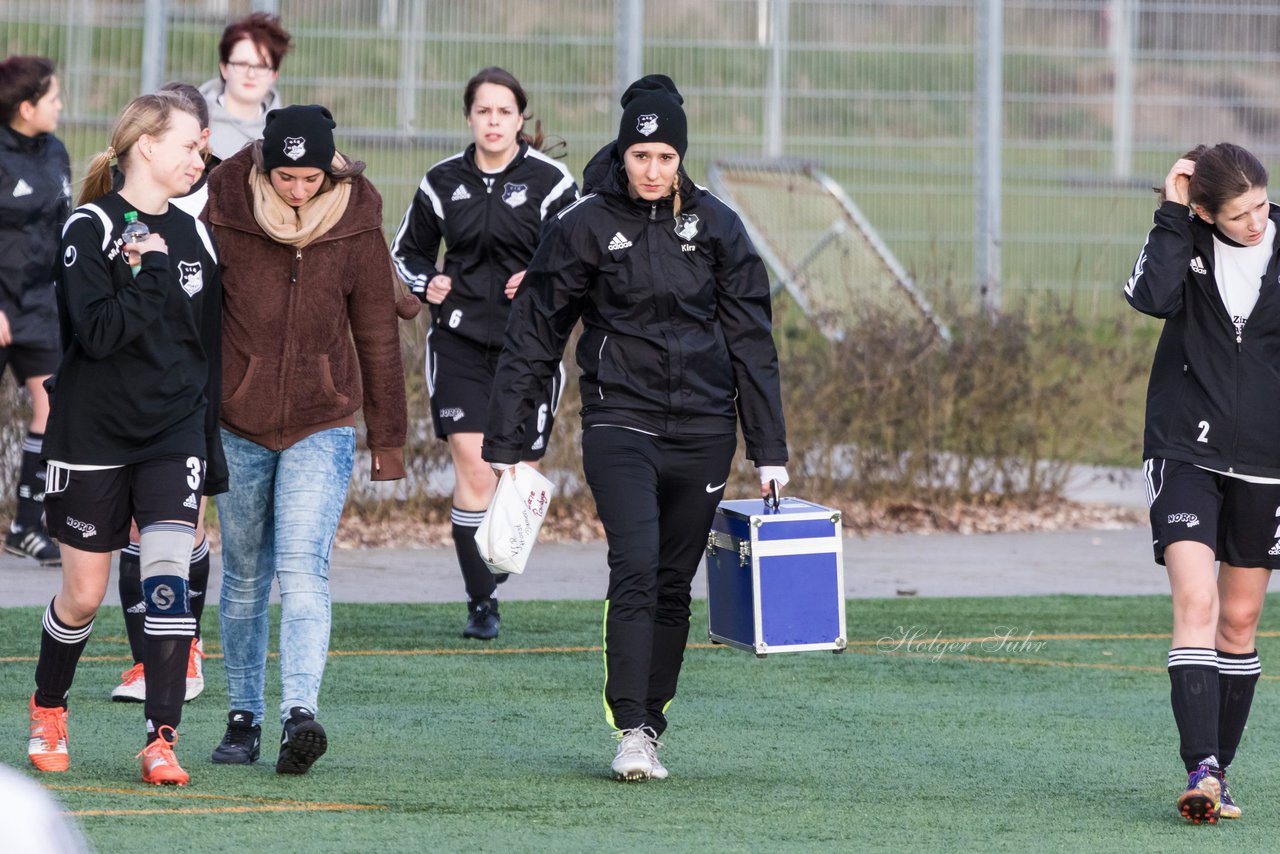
[485, 74, 789, 781]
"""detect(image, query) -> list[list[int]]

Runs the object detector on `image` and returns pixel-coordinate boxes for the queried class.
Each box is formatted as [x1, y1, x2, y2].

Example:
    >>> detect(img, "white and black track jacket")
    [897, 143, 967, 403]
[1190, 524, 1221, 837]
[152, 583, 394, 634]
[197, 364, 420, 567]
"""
[0, 124, 71, 347]
[1126, 200, 1280, 478]
[390, 141, 578, 349]
[45, 192, 227, 493]
[483, 143, 789, 467]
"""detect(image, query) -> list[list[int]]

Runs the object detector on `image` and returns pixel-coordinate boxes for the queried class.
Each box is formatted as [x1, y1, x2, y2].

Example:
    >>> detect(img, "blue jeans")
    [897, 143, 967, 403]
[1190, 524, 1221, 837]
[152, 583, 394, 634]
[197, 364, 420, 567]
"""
[216, 427, 354, 726]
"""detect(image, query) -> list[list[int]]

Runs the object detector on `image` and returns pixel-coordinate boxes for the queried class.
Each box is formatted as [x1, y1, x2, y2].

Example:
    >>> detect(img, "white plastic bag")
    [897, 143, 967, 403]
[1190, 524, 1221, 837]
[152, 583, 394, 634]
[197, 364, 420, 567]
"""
[475, 462, 555, 575]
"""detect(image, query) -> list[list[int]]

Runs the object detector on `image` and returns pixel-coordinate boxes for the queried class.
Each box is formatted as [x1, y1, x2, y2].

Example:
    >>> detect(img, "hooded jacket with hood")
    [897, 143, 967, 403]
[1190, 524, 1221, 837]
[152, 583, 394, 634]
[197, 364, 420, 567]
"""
[484, 142, 788, 467]
[204, 142, 409, 480]
[199, 77, 283, 163]
[0, 123, 70, 348]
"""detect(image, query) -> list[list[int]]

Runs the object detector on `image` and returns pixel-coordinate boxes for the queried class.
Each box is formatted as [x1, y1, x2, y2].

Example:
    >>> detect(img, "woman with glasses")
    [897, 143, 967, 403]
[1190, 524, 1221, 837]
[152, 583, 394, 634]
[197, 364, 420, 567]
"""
[199, 12, 292, 164]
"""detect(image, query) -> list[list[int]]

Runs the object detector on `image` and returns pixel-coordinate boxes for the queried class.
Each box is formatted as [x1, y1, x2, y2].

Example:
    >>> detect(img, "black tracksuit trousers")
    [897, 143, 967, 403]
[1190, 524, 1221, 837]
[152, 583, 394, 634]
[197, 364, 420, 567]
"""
[582, 426, 737, 735]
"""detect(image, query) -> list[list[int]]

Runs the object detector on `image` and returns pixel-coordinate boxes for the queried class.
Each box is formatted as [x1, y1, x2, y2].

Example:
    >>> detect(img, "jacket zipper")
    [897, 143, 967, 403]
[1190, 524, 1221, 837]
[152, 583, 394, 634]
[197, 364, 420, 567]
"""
[281, 246, 302, 448]
[484, 178, 498, 343]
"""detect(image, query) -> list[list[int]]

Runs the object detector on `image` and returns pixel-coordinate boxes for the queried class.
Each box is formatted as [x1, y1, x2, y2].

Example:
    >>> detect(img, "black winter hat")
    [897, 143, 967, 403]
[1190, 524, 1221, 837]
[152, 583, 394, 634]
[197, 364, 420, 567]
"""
[615, 74, 687, 160]
[261, 105, 337, 172]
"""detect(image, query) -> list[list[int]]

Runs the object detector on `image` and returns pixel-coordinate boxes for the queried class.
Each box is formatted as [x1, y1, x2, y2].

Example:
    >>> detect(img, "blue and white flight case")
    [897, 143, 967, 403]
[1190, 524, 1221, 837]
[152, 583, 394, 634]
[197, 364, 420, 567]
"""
[704, 496, 846, 657]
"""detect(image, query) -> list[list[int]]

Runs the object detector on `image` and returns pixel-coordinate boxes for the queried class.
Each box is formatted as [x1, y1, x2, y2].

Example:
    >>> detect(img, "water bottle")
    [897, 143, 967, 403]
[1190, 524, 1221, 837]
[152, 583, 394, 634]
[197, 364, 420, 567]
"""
[122, 211, 150, 277]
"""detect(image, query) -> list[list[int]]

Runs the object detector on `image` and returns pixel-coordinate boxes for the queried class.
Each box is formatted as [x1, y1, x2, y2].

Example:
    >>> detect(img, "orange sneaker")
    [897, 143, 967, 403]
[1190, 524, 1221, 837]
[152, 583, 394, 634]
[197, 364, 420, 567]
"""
[28, 695, 69, 772]
[111, 662, 146, 703]
[185, 638, 205, 701]
[138, 726, 189, 786]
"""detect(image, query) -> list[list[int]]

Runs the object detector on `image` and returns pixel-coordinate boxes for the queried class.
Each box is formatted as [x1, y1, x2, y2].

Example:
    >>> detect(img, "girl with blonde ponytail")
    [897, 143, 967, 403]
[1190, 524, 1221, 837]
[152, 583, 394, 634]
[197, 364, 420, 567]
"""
[27, 90, 227, 788]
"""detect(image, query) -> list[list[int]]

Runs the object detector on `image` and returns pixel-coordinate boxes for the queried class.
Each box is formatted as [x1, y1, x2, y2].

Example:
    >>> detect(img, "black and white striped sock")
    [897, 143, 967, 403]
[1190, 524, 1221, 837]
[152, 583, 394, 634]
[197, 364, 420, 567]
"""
[451, 506, 496, 604]
[1169, 647, 1220, 772]
[1217, 649, 1261, 769]
[34, 599, 93, 709]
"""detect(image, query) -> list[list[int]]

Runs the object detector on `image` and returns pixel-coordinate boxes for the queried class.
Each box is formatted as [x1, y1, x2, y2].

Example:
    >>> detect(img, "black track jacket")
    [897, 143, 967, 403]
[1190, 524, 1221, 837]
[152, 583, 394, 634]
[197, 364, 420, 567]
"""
[484, 143, 788, 467]
[45, 192, 227, 493]
[0, 125, 71, 347]
[390, 141, 578, 349]
[1126, 200, 1280, 478]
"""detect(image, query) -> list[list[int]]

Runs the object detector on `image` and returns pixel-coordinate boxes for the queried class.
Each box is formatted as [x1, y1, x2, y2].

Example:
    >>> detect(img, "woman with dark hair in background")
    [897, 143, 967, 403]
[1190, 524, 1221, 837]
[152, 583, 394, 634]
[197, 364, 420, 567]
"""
[1127, 143, 1280, 823]
[110, 80, 216, 707]
[391, 67, 578, 640]
[0, 55, 70, 567]
[205, 104, 411, 775]
[199, 12, 291, 163]
[484, 75, 788, 780]
[28, 90, 224, 785]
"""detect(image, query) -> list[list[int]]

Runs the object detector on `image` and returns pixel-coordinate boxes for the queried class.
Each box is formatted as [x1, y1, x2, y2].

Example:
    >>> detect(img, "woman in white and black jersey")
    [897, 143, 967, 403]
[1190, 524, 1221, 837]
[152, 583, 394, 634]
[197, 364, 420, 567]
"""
[109, 80, 217, 708]
[1126, 143, 1280, 824]
[391, 67, 578, 640]
[27, 90, 225, 787]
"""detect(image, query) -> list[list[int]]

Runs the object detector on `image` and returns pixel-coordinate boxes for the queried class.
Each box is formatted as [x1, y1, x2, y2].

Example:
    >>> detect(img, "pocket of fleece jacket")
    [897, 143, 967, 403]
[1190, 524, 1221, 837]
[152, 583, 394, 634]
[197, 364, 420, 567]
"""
[221, 355, 276, 435]
[287, 354, 353, 425]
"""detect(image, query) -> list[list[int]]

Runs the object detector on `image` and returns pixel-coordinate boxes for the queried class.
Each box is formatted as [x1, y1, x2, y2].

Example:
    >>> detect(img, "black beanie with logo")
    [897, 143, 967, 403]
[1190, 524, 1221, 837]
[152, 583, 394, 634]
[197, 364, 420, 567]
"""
[261, 105, 337, 172]
[615, 74, 687, 160]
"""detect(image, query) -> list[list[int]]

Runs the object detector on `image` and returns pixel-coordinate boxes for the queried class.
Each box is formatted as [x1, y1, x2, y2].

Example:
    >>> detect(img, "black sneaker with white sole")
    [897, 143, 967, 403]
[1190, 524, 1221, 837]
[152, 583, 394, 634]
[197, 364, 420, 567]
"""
[211, 710, 261, 764]
[462, 598, 500, 640]
[276, 707, 327, 775]
[5, 529, 61, 566]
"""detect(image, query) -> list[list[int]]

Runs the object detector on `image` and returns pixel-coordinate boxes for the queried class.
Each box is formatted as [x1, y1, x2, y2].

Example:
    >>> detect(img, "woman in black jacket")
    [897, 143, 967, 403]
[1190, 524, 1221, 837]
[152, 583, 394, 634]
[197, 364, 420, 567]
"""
[485, 75, 788, 781]
[392, 67, 578, 640]
[0, 55, 70, 566]
[1126, 143, 1280, 823]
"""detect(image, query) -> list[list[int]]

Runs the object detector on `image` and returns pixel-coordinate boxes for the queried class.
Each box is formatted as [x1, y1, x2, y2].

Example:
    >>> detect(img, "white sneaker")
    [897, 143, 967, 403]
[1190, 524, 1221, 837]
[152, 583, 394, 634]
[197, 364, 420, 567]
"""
[111, 662, 146, 703]
[644, 731, 668, 780]
[185, 638, 205, 702]
[611, 727, 656, 781]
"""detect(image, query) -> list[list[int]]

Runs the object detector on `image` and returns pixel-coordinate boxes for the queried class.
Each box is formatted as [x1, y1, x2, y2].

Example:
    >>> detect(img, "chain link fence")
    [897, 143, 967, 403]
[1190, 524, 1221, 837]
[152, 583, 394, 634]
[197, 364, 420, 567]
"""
[5, 0, 1280, 304]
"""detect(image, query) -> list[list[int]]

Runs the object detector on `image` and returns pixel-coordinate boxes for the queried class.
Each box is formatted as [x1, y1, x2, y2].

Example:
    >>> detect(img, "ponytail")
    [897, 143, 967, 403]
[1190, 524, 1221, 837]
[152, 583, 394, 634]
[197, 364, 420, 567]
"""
[77, 91, 200, 207]
[78, 148, 117, 207]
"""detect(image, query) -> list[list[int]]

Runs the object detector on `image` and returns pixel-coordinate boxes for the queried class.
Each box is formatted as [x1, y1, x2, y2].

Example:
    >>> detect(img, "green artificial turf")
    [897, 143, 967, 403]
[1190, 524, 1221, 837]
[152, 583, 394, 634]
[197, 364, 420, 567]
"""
[3, 595, 1279, 852]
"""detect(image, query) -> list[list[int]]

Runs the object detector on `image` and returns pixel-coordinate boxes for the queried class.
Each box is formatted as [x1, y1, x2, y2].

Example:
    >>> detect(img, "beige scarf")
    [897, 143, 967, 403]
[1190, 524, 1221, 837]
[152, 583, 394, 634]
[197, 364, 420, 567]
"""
[249, 155, 352, 248]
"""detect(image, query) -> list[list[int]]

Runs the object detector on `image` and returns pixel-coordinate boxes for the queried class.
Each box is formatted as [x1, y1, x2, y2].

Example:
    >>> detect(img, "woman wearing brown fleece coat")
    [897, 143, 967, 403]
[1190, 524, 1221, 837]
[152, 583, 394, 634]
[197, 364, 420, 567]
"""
[203, 105, 414, 775]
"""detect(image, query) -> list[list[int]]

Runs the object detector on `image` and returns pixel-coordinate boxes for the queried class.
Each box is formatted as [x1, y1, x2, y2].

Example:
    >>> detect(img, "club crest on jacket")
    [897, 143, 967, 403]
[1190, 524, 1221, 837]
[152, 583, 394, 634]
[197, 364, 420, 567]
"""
[675, 214, 699, 242]
[178, 260, 204, 296]
[502, 183, 528, 208]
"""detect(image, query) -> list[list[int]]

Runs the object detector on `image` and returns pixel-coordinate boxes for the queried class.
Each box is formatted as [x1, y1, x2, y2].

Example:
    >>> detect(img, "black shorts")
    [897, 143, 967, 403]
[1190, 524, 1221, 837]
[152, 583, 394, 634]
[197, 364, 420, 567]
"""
[1145, 458, 1280, 568]
[425, 329, 564, 459]
[0, 343, 59, 383]
[44, 455, 205, 553]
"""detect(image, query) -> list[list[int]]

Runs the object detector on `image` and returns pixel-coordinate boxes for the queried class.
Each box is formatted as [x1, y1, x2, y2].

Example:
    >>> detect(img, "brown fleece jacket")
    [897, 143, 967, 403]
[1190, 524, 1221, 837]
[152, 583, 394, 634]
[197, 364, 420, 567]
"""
[204, 143, 408, 480]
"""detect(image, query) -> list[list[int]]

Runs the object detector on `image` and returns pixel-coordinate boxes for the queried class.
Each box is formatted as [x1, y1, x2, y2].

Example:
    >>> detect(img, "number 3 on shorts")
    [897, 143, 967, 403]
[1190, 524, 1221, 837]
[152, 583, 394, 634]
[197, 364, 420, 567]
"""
[186, 456, 203, 491]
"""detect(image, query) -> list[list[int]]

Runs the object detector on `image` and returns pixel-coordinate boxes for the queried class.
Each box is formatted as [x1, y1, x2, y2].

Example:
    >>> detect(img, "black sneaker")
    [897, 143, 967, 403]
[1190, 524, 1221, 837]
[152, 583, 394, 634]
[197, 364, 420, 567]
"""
[5, 529, 61, 567]
[211, 710, 261, 764]
[276, 707, 327, 775]
[462, 598, 500, 640]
